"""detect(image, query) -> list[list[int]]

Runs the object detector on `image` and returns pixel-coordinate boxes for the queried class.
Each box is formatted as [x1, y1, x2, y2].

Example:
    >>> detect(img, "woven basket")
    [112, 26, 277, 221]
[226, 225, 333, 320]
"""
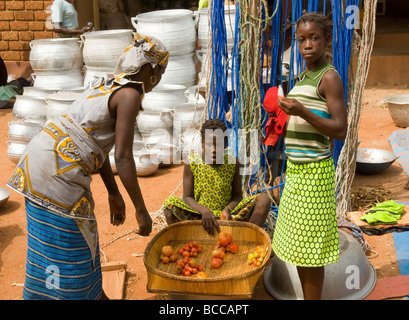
[144, 220, 272, 297]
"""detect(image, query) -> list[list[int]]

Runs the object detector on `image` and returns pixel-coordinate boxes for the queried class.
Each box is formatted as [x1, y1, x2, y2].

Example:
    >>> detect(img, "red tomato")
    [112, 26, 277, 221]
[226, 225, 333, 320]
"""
[162, 245, 173, 257]
[218, 232, 233, 247]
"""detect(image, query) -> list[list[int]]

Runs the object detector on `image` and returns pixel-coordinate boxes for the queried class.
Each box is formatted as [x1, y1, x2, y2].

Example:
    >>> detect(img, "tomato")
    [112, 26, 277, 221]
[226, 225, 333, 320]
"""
[191, 268, 197, 274]
[211, 249, 225, 260]
[191, 247, 198, 254]
[195, 271, 207, 279]
[182, 251, 190, 258]
[188, 258, 197, 268]
[162, 245, 173, 257]
[226, 242, 239, 254]
[184, 270, 191, 276]
[197, 245, 203, 252]
[218, 232, 233, 247]
[169, 254, 178, 262]
[175, 265, 183, 274]
[197, 264, 204, 271]
[178, 248, 184, 255]
[162, 256, 170, 264]
[211, 257, 223, 269]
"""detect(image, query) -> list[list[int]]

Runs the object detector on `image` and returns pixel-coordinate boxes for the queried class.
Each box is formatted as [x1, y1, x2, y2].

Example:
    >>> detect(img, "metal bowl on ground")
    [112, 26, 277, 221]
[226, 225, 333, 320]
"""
[264, 230, 376, 300]
[355, 148, 398, 175]
[0, 188, 11, 207]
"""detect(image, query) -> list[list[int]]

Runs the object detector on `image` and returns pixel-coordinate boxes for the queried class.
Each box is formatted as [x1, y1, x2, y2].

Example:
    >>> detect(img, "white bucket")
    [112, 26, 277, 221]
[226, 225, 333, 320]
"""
[29, 38, 83, 72]
[136, 109, 174, 134]
[160, 53, 197, 88]
[197, 5, 236, 51]
[81, 29, 133, 68]
[6, 140, 28, 164]
[131, 9, 197, 55]
[173, 103, 205, 134]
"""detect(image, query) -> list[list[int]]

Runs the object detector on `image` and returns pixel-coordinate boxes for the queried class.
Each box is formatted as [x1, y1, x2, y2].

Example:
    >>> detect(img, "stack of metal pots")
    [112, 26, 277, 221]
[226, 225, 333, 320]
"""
[81, 29, 134, 88]
[196, 5, 236, 91]
[131, 9, 198, 88]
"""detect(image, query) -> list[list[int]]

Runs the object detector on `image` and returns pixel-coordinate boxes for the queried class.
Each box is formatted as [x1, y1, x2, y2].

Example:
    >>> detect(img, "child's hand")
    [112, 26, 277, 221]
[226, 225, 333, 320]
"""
[278, 96, 305, 116]
[201, 209, 220, 235]
[220, 208, 232, 221]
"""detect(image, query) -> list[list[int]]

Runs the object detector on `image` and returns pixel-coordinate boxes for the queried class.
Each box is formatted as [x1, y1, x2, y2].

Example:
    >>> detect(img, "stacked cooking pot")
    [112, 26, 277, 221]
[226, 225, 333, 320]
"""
[81, 29, 134, 88]
[131, 9, 198, 88]
[196, 5, 236, 91]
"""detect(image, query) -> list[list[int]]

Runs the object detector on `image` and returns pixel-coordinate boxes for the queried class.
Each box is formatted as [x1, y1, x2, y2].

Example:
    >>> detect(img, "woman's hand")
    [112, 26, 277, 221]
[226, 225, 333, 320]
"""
[201, 208, 220, 236]
[134, 208, 152, 236]
[108, 194, 126, 226]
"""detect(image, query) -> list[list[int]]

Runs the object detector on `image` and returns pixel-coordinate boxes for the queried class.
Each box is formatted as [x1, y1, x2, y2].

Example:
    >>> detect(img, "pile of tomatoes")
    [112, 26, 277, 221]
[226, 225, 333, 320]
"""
[247, 246, 267, 267]
[160, 241, 207, 278]
[210, 232, 239, 269]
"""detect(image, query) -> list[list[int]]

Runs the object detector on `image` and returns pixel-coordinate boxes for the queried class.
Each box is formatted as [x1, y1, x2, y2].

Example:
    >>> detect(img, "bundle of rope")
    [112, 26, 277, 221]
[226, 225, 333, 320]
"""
[335, 0, 378, 219]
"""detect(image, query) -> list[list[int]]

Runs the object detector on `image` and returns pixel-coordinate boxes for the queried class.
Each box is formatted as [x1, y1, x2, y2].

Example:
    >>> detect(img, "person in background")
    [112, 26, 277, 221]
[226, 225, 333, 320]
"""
[51, 0, 92, 37]
[7, 33, 169, 300]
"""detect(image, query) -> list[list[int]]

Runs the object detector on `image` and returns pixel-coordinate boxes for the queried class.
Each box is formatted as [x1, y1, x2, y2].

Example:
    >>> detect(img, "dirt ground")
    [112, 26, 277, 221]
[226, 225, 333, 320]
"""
[1, 84, 409, 300]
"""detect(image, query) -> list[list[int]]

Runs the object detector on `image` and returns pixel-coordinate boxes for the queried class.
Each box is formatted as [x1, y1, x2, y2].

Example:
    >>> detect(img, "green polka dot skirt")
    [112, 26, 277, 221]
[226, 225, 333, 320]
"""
[271, 157, 340, 267]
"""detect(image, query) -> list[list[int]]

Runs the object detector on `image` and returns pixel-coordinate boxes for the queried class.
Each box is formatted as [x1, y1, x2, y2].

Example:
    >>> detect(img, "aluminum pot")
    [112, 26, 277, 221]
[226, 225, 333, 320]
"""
[8, 119, 43, 143]
[146, 142, 179, 167]
[6, 140, 28, 164]
[197, 5, 236, 50]
[141, 128, 173, 145]
[185, 85, 206, 104]
[136, 109, 174, 134]
[13, 95, 47, 122]
[264, 230, 376, 300]
[142, 84, 187, 112]
[133, 150, 159, 176]
[173, 103, 205, 134]
[32, 70, 84, 90]
[355, 148, 398, 175]
[160, 53, 197, 88]
[131, 9, 197, 55]
[83, 65, 113, 87]
[45, 91, 82, 122]
[0, 188, 11, 207]
[22, 86, 56, 99]
[384, 94, 409, 128]
[81, 29, 133, 68]
[29, 38, 83, 72]
[176, 128, 202, 162]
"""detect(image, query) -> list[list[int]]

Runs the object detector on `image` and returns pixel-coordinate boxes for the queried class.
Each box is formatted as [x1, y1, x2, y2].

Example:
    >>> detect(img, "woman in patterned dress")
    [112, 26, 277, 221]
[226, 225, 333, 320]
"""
[163, 119, 271, 235]
[7, 34, 168, 300]
[271, 13, 348, 300]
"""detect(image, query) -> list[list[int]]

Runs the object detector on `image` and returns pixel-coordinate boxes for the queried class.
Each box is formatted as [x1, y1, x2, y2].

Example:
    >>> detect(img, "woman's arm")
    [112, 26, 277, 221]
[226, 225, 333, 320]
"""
[182, 163, 220, 235]
[52, 22, 91, 36]
[109, 86, 152, 236]
[98, 157, 126, 226]
[278, 70, 348, 141]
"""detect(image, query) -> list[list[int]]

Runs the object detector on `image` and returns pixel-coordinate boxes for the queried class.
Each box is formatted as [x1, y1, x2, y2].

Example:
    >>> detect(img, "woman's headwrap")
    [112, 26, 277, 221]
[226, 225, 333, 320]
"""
[88, 33, 169, 90]
[113, 33, 169, 77]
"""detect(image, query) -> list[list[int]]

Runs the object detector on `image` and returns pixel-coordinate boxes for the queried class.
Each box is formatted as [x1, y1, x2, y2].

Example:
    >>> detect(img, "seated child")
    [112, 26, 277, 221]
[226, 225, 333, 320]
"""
[163, 119, 271, 235]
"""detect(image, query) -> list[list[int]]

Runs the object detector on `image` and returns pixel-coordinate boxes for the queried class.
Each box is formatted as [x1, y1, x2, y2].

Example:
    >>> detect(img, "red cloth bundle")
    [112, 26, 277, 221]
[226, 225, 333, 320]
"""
[262, 86, 288, 146]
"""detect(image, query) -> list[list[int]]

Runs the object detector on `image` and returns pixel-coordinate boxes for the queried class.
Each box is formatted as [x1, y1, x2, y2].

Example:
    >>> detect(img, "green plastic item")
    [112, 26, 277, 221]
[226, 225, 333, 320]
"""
[360, 200, 404, 225]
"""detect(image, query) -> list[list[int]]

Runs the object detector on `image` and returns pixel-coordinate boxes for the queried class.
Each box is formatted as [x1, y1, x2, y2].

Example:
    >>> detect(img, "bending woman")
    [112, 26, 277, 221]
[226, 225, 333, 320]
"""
[7, 33, 169, 300]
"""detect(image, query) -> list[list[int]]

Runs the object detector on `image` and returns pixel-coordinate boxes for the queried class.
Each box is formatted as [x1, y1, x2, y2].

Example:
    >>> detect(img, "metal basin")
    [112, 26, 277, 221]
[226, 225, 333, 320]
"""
[356, 148, 398, 175]
[0, 188, 11, 207]
[264, 230, 376, 300]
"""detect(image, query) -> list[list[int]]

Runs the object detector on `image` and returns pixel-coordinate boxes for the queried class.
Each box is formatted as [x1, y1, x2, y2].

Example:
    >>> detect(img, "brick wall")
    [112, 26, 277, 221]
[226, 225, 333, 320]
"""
[0, 1, 54, 62]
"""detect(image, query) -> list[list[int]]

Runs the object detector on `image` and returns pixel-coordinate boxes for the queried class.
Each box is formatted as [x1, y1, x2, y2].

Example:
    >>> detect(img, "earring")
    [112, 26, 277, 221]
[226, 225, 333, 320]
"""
[150, 75, 157, 85]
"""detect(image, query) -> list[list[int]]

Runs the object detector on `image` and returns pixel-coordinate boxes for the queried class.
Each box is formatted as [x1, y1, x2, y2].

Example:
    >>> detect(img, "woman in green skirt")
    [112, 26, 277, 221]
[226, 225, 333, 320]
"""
[271, 12, 348, 299]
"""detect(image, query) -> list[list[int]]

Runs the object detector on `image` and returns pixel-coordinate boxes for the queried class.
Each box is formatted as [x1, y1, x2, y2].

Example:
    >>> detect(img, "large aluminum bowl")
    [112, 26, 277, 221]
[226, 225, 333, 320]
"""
[264, 230, 376, 300]
[0, 188, 10, 207]
[355, 148, 398, 175]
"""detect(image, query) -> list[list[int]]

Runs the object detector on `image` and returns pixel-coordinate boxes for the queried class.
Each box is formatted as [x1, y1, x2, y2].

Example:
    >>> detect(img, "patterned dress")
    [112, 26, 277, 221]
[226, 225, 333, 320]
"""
[163, 153, 259, 221]
[271, 63, 340, 267]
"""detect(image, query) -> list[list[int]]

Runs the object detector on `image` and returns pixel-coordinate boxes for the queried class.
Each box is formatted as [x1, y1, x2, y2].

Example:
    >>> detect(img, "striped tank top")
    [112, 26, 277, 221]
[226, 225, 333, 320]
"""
[284, 62, 336, 163]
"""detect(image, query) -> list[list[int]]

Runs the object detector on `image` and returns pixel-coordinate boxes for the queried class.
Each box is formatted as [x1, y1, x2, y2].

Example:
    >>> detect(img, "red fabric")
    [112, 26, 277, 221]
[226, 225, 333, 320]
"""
[262, 86, 288, 146]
